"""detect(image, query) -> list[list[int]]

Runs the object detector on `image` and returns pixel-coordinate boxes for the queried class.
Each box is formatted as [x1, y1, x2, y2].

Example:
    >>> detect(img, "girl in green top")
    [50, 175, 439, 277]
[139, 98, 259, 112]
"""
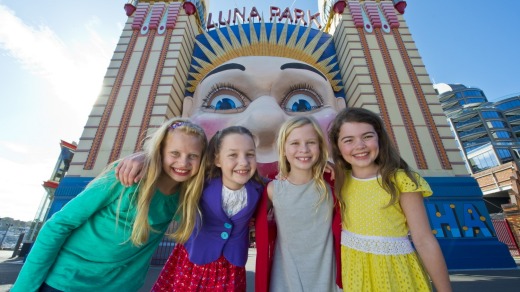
[12, 118, 208, 292]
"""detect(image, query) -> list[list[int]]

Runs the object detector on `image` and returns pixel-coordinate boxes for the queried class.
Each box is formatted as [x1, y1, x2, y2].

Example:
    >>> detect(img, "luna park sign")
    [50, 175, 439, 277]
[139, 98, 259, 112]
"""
[206, 5, 322, 30]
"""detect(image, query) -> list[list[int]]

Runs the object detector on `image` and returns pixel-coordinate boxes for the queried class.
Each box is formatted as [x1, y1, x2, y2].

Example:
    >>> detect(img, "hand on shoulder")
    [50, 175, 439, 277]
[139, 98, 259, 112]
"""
[115, 152, 146, 186]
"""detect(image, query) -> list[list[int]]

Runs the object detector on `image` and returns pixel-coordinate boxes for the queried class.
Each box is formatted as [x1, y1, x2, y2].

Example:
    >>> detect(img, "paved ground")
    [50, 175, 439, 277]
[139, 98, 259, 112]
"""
[0, 250, 23, 292]
[2, 249, 520, 292]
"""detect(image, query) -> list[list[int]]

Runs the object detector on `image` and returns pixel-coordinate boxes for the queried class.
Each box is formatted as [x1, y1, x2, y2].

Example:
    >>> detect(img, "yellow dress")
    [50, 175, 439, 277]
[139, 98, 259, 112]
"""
[340, 170, 433, 291]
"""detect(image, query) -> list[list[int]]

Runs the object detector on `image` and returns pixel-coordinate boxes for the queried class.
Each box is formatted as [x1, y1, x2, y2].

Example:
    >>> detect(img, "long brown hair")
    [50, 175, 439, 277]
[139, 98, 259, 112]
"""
[328, 108, 419, 209]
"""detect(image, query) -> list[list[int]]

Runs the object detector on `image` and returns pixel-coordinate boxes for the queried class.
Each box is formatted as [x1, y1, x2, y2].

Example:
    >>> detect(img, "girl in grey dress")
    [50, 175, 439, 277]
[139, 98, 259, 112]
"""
[266, 116, 341, 292]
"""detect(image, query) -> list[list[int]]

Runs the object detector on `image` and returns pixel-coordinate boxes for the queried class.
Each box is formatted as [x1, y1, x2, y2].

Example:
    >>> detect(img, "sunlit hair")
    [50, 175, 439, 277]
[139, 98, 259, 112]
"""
[327, 107, 419, 209]
[205, 126, 264, 186]
[277, 116, 329, 206]
[96, 118, 208, 246]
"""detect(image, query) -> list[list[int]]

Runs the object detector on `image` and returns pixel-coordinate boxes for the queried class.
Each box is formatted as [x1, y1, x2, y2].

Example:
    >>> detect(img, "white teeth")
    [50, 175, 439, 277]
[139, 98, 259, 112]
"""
[174, 168, 189, 173]
[353, 153, 368, 158]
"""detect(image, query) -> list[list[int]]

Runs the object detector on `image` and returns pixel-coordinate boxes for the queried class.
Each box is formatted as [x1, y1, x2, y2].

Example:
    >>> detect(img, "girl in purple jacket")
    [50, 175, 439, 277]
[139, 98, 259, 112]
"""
[151, 126, 264, 291]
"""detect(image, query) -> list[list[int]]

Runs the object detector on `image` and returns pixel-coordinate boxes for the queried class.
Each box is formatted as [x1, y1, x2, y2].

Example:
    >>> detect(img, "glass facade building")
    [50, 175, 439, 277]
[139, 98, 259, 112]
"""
[435, 84, 520, 174]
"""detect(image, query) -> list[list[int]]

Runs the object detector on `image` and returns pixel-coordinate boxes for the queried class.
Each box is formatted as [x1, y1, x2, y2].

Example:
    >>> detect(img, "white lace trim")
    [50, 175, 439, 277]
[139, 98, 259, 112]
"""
[341, 230, 414, 255]
[221, 185, 247, 217]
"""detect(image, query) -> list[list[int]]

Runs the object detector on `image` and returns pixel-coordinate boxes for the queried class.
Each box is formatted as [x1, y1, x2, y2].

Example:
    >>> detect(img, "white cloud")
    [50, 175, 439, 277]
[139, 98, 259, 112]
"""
[0, 4, 116, 115]
[0, 155, 51, 221]
[0, 139, 59, 221]
[0, 6, 70, 85]
[0, 141, 30, 154]
[0, 4, 120, 221]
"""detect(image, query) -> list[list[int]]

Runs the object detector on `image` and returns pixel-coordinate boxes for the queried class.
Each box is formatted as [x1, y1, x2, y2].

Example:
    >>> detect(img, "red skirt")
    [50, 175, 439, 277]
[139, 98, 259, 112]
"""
[151, 244, 247, 292]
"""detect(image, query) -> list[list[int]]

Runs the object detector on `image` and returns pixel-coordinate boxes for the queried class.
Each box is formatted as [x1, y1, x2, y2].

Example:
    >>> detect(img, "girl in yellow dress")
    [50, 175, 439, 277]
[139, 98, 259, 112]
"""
[328, 107, 452, 292]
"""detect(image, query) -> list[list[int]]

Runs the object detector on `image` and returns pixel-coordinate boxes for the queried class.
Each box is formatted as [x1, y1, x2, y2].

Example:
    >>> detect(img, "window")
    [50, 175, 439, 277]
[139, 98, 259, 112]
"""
[486, 121, 508, 129]
[492, 131, 513, 139]
[463, 90, 484, 97]
[468, 150, 499, 173]
[496, 148, 513, 162]
[481, 111, 501, 119]
[496, 99, 520, 111]
[459, 98, 486, 106]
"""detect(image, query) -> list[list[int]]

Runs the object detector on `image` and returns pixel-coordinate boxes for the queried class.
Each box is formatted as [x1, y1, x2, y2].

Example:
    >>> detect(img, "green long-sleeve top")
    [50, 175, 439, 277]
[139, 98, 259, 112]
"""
[11, 169, 179, 292]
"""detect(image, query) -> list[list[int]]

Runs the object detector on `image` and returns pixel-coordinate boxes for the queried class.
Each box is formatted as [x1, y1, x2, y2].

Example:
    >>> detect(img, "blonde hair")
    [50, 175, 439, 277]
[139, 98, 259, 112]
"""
[114, 118, 207, 246]
[277, 116, 329, 206]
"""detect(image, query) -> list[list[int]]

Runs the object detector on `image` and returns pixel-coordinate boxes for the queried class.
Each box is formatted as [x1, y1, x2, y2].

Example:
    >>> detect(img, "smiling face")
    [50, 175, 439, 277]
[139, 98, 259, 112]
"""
[215, 133, 258, 190]
[284, 124, 320, 174]
[158, 130, 204, 194]
[184, 56, 344, 178]
[337, 122, 380, 179]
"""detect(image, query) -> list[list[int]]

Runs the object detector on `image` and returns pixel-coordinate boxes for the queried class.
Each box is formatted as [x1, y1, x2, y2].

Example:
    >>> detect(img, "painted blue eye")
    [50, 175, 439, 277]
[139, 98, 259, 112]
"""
[284, 92, 321, 113]
[214, 97, 238, 110]
[205, 88, 247, 111]
[291, 98, 312, 112]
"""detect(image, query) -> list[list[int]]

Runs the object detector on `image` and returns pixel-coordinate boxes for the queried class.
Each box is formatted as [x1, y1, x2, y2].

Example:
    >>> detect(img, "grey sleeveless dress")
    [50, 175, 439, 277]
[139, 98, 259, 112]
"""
[270, 179, 339, 292]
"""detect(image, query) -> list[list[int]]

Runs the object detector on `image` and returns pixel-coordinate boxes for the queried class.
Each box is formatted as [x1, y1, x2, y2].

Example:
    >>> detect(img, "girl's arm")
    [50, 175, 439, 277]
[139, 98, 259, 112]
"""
[115, 152, 146, 186]
[324, 161, 335, 181]
[400, 192, 452, 292]
[11, 172, 123, 292]
[254, 181, 275, 292]
[266, 182, 274, 206]
[324, 173, 343, 288]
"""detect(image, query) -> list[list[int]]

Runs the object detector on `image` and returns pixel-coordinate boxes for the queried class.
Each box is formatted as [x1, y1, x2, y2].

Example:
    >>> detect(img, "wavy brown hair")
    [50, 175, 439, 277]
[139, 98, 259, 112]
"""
[328, 107, 419, 210]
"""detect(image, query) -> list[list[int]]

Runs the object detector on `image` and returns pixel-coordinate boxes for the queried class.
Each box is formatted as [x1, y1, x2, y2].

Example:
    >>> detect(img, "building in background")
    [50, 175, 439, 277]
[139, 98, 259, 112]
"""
[25, 140, 76, 244]
[435, 83, 520, 175]
[36, 0, 515, 269]
[495, 94, 520, 139]
[435, 83, 520, 253]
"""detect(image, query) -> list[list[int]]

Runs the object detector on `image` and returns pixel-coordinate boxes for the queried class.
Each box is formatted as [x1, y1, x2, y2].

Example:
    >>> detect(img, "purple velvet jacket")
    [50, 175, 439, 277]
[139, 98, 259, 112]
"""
[183, 178, 263, 266]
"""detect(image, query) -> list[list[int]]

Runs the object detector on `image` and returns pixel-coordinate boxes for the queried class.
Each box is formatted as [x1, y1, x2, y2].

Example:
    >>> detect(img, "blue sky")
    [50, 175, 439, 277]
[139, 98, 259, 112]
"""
[0, 0, 518, 221]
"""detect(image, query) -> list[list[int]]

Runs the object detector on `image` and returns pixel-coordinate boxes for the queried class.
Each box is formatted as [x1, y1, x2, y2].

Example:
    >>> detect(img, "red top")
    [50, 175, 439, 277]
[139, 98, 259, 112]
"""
[254, 173, 343, 291]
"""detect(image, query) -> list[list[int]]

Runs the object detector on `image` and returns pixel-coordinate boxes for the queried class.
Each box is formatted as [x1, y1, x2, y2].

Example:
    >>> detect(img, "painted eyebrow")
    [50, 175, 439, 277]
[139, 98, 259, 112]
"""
[280, 63, 327, 80]
[202, 63, 246, 81]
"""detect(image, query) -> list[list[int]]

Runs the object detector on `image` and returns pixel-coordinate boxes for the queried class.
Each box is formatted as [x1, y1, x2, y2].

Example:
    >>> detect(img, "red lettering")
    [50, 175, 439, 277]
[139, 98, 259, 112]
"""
[219, 10, 231, 26]
[294, 8, 306, 26]
[308, 10, 321, 29]
[270, 6, 280, 21]
[205, 6, 320, 30]
[206, 12, 216, 29]
[233, 7, 245, 24]
[248, 7, 261, 22]
[279, 7, 294, 23]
